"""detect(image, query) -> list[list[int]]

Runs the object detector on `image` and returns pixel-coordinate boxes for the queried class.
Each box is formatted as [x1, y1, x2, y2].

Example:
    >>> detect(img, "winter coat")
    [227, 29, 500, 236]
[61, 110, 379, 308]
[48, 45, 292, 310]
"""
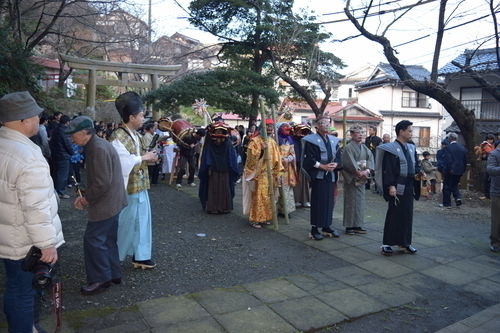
[0, 126, 64, 260]
[49, 124, 73, 160]
[487, 147, 500, 197]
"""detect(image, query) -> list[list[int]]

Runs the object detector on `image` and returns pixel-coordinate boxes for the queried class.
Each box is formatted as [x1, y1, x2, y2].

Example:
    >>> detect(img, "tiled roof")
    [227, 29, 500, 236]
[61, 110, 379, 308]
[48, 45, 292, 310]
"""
[438, 48, 500, 75]
[444, 120, 500, 135]
[379, 110, 442, 118]
[32, 56, 69, 71]
[377, 63, 431, 81]
[356, 63, 431, 88]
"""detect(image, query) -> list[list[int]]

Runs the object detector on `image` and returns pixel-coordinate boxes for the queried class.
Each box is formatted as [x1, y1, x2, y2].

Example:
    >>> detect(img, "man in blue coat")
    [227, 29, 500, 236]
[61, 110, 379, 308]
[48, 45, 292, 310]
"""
[440, 132, 467, 208]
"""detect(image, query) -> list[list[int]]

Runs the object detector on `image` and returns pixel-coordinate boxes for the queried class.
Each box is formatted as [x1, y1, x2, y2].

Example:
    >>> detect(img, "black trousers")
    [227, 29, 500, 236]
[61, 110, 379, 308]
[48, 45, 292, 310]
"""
[176, 154, 196, 184]
[148, 164, 160, 184]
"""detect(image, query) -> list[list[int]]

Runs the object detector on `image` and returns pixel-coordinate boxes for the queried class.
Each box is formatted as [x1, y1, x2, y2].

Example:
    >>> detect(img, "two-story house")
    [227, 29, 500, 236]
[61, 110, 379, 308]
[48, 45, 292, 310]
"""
[439, 47, 500, 139]
[355, 63, 444, 153]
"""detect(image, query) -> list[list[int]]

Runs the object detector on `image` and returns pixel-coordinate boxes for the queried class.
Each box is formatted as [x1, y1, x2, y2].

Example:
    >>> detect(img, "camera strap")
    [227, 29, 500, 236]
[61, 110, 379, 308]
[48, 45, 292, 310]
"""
[33, 280, 62, 333]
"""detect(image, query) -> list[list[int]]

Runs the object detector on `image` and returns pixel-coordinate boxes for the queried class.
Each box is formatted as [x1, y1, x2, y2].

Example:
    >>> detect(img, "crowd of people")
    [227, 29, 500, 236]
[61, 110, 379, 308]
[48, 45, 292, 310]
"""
[1, 90, 499, 332]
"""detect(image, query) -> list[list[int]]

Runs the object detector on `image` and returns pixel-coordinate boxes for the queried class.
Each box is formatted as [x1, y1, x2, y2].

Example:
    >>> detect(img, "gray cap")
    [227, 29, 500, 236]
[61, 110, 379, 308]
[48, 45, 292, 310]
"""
[0, 91, 43, 122]
[64, 116, 94, 134]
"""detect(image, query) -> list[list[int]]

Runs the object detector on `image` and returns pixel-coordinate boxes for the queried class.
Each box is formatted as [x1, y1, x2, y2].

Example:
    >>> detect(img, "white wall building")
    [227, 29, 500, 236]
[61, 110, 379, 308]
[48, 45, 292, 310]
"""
[355, 63, 444, 154]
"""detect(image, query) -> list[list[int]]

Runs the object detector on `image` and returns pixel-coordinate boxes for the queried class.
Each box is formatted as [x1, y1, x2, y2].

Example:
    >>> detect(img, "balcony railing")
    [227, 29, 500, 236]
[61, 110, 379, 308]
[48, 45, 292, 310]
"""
[461, 99, 500, 119]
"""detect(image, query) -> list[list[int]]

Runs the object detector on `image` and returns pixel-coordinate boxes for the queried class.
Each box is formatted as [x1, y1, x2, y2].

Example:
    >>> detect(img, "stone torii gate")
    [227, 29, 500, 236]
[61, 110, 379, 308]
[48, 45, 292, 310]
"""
[60, 54, 181, 120]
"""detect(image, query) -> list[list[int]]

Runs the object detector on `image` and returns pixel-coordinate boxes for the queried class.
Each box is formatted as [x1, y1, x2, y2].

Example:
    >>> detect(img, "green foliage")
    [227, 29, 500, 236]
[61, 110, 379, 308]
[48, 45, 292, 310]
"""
[187, 0, 346, 112]
[0, 26, 44, 97]
[143, 68, 279, 119]
[95, 85, 115, 101]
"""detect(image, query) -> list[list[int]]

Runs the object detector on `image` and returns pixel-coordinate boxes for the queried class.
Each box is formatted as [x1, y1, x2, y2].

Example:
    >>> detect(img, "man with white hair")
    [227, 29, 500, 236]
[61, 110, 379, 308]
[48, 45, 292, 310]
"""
[341, 124, 373, 235]
[439, 132, 467, 208]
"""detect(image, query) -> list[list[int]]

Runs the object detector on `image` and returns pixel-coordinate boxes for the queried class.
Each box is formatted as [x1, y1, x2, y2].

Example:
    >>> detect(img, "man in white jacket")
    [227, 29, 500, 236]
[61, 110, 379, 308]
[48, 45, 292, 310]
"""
[0, 91, 64, 332]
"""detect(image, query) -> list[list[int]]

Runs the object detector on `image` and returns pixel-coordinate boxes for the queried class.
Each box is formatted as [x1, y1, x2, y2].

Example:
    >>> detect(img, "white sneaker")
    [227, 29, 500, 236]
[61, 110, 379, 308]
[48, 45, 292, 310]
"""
[236, 178, 241, 184]
[176, 184, 182, 188]
[189, 183, 196, 187]
[303, 202, 311, 207]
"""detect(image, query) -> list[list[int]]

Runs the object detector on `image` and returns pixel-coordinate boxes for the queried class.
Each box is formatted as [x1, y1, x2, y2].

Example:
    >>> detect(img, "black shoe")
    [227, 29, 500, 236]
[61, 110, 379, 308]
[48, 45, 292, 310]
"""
[354, 227, 367, 234]
[399, 245, 417, 254]
[309, 232, 324, 240]
[111, 278, 122, 284]
[81, 281, 112, 295]
[373, 190, 380, 194]
[345, 228, 355, 235]
[322, 227, 340, 238]
[490, 246, 500, 252]
[132, 259, 156, 269]
[456, 199, 462, 206]
[381, 246, 393, 255]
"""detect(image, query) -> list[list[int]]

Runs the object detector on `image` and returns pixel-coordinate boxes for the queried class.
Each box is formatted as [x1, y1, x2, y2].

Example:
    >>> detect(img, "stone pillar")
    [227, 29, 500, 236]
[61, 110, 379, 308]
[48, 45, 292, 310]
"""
[86, 69, 97, 111]
[151, 74, 160, 120]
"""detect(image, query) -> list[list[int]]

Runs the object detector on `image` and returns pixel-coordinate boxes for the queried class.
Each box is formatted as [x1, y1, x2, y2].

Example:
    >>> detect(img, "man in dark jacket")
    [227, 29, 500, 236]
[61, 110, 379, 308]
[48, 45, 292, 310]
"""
[487, 143, 500, 252]
[440, 132, 467, 208]
[67, 116, 128, 294]
[175, 128, 206, 188]
[49, 114, 73, 198]
[365, 125, 382, 193]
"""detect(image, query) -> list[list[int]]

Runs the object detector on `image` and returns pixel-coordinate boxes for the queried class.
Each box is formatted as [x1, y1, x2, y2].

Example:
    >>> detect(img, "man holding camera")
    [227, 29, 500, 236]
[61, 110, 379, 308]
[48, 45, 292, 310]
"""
[0, 91, 64, 332]
[66, 116, 128, 295]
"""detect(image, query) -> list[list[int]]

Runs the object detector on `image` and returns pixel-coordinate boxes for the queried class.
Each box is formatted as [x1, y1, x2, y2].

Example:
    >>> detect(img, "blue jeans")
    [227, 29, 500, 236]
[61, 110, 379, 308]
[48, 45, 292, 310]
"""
[3, 259, 36, 333]
[54, 159, 70, 196]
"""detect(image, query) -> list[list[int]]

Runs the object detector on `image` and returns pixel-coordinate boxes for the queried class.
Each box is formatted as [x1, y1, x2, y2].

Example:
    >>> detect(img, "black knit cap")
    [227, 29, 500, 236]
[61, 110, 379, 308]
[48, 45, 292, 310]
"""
[115, 91, 143, 118]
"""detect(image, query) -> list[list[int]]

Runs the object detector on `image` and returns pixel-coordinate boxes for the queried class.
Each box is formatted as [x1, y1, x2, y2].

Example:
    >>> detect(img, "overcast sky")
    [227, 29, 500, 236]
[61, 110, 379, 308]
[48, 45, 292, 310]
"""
[135, 0, 497, 74]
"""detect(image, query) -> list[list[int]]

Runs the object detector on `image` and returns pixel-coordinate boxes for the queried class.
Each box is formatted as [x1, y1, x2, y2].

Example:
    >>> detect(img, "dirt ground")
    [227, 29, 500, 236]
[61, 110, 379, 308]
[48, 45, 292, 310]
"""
[0, 175, 496, 332]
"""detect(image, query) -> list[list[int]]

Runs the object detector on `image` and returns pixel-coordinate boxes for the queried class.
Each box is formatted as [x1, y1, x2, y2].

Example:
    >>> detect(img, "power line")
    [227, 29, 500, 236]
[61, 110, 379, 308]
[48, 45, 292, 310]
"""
[319, 0, 438, 24]
[319, 0, 406, 16]
[393, 12, 497, 48]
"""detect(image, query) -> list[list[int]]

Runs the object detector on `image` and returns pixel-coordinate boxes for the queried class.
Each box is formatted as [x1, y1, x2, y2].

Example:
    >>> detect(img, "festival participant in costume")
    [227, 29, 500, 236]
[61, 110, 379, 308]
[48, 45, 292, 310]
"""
[276, 122, 297, 217]
[198, 121, 239, 213]
[302, 116, 342, 240]
[376, 120, 422, 255]
[243, 119, 283, 228]
[109, 91, 158, 269]
[341, 124, 374, 235]
[292, 122, 313, 207]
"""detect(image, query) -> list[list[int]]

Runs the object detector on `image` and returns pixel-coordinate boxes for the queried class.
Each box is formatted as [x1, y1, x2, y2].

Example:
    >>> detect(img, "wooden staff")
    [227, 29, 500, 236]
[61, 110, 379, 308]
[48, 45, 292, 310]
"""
[259, 100, 279, 230]
[272, 104, 289, 225]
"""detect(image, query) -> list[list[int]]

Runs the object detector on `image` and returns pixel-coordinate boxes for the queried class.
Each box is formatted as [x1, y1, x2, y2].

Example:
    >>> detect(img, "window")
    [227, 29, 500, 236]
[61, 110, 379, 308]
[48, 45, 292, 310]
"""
[348, 88, 353, 98]
[412, 126, 430, 147]
[402, 91, 427, 108]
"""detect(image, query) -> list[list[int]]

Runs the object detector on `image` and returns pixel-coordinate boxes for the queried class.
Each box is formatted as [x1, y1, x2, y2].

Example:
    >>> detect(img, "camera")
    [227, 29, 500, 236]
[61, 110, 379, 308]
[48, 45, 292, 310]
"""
[22, 246, 56, 291]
